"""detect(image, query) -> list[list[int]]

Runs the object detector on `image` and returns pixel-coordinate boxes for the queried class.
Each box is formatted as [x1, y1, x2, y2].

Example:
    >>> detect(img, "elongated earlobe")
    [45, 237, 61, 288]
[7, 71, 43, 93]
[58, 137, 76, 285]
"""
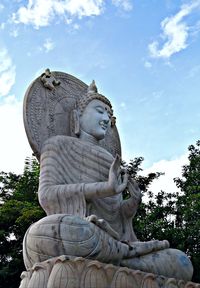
[73, 109, 80, 136]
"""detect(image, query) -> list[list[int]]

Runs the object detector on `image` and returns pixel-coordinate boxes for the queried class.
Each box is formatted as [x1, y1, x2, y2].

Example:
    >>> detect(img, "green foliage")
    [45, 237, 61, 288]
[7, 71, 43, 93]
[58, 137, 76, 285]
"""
[122, 157, 163, 199]
[0, 157, 45, 288]
[173, 141, 200, 282]
[130, 141, 200, 283]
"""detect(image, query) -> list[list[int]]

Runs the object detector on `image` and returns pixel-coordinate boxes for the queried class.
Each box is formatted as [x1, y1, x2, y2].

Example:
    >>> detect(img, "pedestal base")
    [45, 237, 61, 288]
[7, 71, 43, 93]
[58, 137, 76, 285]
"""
[19, 256, 200, 288]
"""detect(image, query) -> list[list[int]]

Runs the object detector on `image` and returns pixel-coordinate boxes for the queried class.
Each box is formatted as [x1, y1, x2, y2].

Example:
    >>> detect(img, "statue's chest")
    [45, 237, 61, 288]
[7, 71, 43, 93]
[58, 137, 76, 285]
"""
[65, 140, 113, 183]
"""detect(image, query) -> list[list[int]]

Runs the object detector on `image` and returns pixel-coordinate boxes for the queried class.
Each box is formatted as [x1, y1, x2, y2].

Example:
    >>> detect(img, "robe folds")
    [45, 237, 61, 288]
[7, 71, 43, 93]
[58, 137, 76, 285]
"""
[38, 135, 136, 241]
[23, 135, 132, 268]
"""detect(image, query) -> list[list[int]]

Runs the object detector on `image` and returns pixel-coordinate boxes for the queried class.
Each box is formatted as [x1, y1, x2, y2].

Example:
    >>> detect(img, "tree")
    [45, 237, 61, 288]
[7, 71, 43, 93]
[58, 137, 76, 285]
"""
[0, 157, 45, 288]
[129, 142, 200, 283]
[173, 141, 200, 282]
[123, 157, 178, 244]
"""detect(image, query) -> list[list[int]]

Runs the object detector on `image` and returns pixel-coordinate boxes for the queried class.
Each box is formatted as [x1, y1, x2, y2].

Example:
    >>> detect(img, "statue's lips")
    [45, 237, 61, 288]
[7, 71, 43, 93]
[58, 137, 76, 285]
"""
[99, 120, 108, 130]
[100, 124, 107, 130]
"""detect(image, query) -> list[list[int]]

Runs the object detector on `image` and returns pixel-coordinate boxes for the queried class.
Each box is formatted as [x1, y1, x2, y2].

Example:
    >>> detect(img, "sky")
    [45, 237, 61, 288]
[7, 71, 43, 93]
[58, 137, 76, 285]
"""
[0, 0, 200, 193]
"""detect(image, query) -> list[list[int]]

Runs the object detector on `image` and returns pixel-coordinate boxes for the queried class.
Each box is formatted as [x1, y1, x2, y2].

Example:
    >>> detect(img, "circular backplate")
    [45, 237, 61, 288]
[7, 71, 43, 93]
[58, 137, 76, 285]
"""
[23, 71, 121, 161]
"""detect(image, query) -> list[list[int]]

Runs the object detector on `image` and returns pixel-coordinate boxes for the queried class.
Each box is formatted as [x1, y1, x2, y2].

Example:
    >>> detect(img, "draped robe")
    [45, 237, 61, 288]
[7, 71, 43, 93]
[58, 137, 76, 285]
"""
[23, 135, 135, 268]
[38, 135, 137, 242]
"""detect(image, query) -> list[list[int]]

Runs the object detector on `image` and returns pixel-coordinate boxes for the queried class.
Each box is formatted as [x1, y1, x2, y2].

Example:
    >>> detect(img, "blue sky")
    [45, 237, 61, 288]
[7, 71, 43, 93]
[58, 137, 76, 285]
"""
[0, 0, 200, 192]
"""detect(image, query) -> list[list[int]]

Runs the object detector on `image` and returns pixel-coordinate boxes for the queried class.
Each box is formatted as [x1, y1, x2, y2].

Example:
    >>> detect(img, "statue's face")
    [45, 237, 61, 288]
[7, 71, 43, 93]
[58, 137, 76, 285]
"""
[80, 99, 112, 140]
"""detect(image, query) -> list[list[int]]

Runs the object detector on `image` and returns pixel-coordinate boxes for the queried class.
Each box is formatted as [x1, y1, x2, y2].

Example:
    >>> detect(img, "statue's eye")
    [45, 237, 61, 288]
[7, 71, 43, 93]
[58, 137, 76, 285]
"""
[96, 107, 104, 113]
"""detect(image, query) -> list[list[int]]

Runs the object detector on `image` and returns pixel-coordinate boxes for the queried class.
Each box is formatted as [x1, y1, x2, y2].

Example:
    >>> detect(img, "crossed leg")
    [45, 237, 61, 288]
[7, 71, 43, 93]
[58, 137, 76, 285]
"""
[23, 214, 193, 281]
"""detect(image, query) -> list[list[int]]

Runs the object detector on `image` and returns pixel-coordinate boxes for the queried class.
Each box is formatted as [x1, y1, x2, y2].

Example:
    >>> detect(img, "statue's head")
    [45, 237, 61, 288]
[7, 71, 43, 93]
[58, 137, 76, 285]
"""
[73, 81, 114, 141]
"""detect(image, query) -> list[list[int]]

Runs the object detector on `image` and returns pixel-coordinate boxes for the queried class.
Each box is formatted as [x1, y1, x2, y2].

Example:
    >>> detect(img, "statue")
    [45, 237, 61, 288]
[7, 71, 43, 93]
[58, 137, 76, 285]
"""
[22, 70, 193, 285]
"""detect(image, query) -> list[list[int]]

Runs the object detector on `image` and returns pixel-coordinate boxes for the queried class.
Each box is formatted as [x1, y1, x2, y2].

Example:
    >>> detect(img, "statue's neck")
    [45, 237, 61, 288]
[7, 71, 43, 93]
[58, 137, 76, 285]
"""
[79, 130, 99, 145]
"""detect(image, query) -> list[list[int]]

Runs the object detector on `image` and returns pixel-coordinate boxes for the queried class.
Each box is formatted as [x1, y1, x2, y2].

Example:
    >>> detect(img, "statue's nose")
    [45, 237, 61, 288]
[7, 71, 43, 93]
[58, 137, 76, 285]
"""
[103, 113, 110, 123]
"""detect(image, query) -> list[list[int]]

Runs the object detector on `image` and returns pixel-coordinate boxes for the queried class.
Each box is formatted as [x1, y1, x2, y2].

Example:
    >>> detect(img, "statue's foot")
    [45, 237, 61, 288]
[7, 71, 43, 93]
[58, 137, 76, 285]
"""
[121, 248, 193, 281]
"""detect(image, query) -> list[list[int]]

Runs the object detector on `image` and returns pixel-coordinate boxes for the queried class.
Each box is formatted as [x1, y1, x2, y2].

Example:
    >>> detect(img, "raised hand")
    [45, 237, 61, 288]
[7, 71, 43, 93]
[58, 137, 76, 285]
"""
[108, 154, 128, 195]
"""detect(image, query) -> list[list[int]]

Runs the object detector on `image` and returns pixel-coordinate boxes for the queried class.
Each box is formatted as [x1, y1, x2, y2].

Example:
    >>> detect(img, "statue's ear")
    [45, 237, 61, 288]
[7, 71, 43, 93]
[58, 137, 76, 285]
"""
[73, 109, 80, 136]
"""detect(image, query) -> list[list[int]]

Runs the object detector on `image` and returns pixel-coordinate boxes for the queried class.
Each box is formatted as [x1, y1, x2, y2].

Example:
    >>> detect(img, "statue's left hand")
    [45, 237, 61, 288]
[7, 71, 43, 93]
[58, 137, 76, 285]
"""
[120, 179, 141, 218]
[128, 178, 141, 201]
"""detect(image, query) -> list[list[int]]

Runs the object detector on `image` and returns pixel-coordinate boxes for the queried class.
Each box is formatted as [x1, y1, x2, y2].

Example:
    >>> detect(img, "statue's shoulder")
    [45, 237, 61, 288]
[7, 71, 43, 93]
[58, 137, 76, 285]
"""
[41, 135, 114, 162]
[41, 135, 78, 153]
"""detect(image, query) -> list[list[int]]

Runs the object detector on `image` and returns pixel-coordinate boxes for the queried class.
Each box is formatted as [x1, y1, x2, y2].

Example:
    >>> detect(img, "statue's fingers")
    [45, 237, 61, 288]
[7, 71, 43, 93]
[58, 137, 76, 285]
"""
[133, 181, 141, 198]
[116, 173, 128, 194]
[128, 180, 134, 192]
[122, 173, 128, 186]
[128, 180, 139, 199]
[110, 154, 121, 174]
[130, 179, 140, 192]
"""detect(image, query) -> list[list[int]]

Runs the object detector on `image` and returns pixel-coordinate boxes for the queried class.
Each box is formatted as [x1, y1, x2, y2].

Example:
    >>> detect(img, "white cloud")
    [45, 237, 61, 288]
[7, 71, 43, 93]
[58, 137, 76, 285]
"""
[73, 23, 80, 30]
[144, 61, 152, 68]
[112, 0, 133, 11]
[0, 22, 5, 30]
[12, 0, 104, 29]
[0, 4, 4, 11]
[120, 102, 126, 109]
[191, 19, 200, 36]
[141, 154, 188, 194]
[187, 64, 200, 78]
[9, 28, 19, 37]
[0, 48, 16, 97]
[42, 38, 55, 52]
[61, 0, 104, 17]
[149, 1, 200, 58]
[0, 97, 32, 173]
[12, 0, 133, 28]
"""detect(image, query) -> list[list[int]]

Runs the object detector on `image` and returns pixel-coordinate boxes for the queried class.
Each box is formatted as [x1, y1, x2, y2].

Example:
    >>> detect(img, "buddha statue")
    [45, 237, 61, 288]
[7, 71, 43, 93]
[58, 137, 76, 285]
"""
[22, 78, 193, 281]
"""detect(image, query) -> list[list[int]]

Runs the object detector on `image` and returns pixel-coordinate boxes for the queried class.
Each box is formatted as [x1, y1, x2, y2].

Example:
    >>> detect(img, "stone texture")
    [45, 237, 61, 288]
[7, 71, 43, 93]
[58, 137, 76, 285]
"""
[19, 257, 200, 288]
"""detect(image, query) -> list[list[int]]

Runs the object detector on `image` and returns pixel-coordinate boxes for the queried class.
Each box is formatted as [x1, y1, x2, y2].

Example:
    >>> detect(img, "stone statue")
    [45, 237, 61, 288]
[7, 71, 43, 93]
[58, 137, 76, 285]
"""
[22, 70, 193, 285]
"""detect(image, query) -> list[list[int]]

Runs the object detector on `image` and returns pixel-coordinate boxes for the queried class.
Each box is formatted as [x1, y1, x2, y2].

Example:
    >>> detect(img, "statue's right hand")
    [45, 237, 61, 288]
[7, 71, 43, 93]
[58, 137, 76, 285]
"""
[108, 154, 128, 195]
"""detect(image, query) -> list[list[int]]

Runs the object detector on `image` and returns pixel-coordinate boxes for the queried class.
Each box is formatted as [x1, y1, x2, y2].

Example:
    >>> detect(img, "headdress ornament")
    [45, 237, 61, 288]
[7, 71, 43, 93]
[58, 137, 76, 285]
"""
[77, 80, 113, 115]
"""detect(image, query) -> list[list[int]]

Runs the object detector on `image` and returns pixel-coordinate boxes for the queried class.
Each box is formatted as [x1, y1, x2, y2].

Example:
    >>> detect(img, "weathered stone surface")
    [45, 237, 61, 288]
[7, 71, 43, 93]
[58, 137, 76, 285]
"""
[19, 257, 200, 288]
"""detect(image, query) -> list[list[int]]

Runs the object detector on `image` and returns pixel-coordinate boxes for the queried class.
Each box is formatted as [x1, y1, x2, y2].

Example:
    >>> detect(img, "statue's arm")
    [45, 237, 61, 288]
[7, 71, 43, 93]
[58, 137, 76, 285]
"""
[39, 170, 112, 215]
[120, 179, 141, 218]
[39, 178, 127, 215]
